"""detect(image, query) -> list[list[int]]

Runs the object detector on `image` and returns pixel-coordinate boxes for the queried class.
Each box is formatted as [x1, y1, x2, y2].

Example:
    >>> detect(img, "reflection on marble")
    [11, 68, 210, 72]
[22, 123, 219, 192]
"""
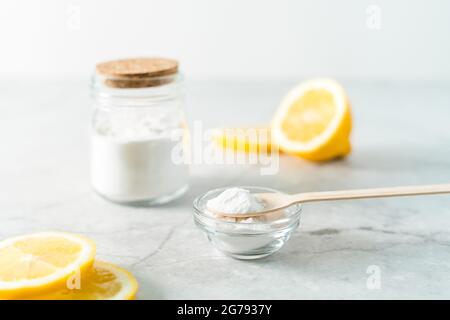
[1, 78, 450, 299]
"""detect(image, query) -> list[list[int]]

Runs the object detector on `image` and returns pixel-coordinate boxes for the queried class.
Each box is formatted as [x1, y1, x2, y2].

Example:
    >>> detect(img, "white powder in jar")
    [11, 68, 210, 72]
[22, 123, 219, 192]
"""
[91, 110, 188, 203]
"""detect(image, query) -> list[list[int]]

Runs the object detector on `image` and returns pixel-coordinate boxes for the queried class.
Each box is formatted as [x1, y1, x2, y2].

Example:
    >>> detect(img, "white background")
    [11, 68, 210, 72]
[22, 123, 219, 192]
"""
[0, 0, 449, 80]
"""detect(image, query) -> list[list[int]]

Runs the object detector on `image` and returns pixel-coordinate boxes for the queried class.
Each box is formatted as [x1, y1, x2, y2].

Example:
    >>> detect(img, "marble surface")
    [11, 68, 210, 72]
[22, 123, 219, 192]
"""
[1, 78, 450, 299]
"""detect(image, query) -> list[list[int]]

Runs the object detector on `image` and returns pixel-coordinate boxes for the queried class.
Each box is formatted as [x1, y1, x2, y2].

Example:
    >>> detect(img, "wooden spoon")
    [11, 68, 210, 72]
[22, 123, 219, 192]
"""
[212, 184, 450, 218]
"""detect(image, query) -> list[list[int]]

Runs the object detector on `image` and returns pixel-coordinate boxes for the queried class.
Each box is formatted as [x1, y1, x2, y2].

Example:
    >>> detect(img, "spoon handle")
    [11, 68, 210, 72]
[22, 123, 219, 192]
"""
[293, 183, 450, 204]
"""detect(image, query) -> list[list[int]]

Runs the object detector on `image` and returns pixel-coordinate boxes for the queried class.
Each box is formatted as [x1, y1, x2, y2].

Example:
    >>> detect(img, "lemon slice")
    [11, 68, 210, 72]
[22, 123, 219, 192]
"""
[213, 126, 274, 153]
[33, 261, 138, 300]
[0, 232, 96, 299]
[271, 78, 352, 161]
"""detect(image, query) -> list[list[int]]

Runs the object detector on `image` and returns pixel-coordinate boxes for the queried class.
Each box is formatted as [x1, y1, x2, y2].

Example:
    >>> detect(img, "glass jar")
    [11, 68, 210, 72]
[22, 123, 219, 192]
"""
[90, 58, 189, 206]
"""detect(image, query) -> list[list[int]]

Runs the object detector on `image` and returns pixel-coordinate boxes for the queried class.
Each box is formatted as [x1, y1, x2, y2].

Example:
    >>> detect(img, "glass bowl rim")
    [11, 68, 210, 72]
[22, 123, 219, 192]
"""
[192, 185, 302, 227]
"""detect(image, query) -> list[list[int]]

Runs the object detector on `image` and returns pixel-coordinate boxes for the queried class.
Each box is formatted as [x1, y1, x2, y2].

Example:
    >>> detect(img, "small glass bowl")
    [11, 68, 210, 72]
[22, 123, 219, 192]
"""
[193, 186, 301, 260]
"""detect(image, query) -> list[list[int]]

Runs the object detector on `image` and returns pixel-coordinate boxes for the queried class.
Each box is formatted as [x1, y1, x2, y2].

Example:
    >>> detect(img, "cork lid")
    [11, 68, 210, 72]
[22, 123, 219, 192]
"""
[96, 57, 179, 88]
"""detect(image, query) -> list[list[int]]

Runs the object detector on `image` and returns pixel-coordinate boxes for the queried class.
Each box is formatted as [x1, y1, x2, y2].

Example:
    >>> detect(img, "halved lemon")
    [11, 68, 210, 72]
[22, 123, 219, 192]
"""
[33, 261, 138, 300]
[0, 232, 96, 299]
[213, 126, 274, 153]
[271, 78, 352, 161]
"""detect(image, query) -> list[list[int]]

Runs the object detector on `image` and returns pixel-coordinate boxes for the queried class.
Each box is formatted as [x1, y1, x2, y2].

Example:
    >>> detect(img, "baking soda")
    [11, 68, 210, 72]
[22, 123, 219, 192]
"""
[206, 187, 265, 216]
[91, 111, 188, 203]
